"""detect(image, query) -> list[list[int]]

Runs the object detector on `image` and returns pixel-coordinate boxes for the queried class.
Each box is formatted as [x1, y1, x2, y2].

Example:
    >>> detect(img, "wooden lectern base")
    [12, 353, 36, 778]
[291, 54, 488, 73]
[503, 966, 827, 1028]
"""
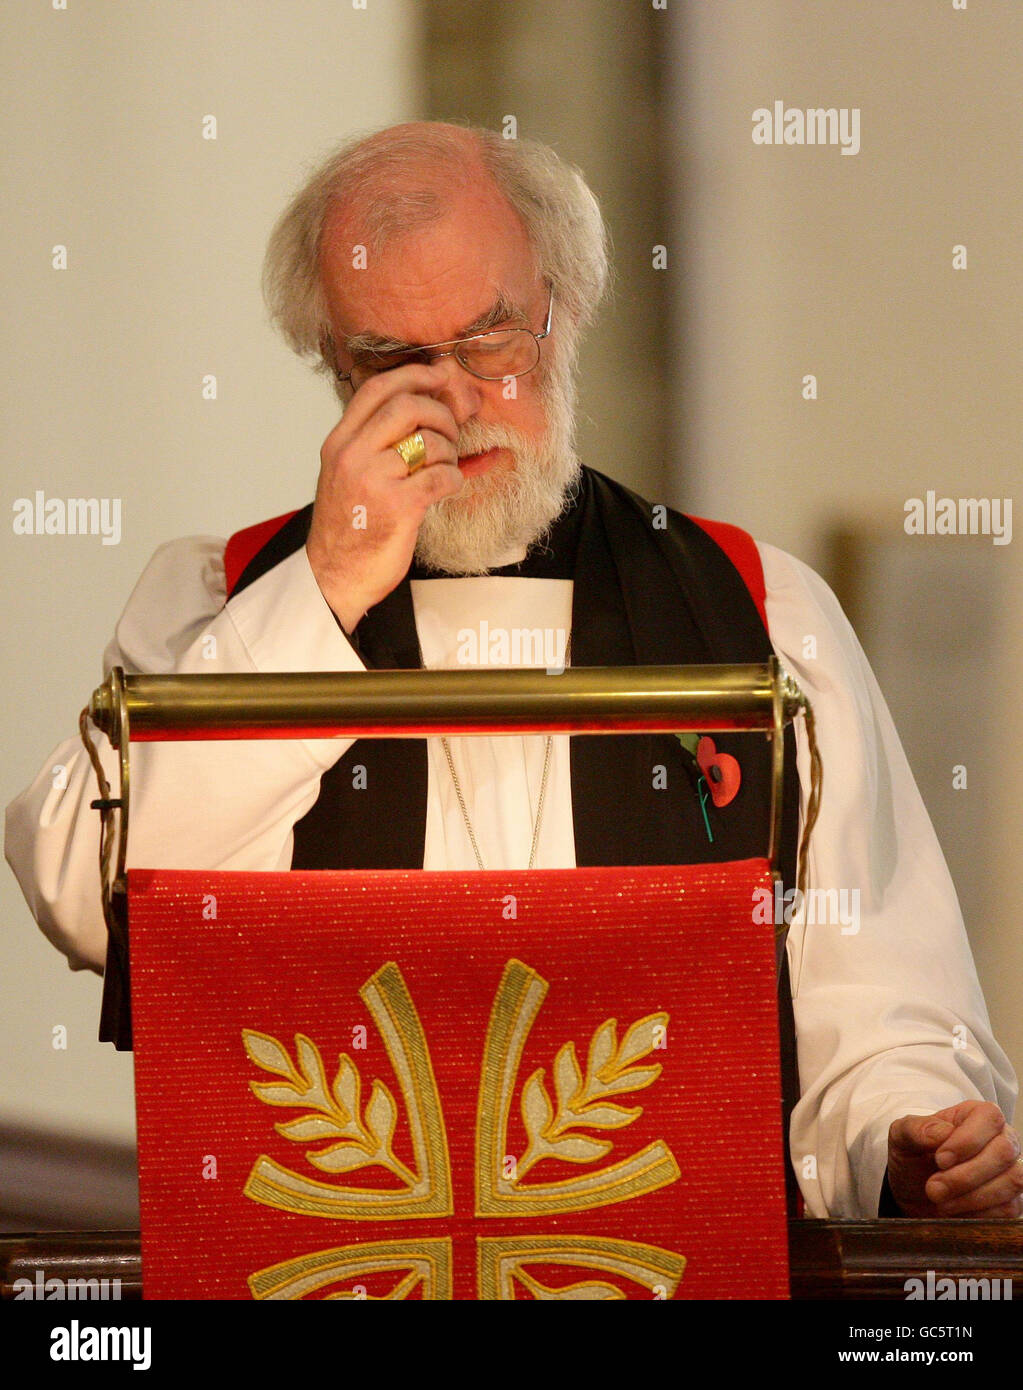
[2, 1223, 1022, 1300]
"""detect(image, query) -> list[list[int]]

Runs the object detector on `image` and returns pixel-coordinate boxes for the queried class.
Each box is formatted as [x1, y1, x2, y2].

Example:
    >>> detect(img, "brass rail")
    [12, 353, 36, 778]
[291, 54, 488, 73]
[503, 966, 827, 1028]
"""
[83, 658, 813, 952]
[88, 662, 804, 740]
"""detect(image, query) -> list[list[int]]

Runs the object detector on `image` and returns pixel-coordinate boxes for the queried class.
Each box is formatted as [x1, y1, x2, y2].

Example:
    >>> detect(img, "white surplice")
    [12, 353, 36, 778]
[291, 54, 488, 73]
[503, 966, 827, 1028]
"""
[5, 534, 1016, 1218]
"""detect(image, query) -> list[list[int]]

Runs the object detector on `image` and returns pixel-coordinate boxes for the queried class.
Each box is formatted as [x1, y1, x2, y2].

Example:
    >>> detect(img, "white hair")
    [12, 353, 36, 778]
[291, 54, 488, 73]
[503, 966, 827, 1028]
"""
[261, 120, 613, 400]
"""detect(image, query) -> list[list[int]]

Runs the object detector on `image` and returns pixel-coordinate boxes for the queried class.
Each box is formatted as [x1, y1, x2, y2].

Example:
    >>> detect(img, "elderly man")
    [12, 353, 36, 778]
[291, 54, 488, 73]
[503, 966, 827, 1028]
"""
[5, 120, 1019, 1223]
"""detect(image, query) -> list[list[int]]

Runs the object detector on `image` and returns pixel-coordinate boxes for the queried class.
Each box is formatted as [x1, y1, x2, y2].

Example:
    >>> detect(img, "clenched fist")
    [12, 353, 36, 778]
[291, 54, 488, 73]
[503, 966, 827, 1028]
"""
[306, 362, 465, 633]
[888, 1101, 1022, 1218]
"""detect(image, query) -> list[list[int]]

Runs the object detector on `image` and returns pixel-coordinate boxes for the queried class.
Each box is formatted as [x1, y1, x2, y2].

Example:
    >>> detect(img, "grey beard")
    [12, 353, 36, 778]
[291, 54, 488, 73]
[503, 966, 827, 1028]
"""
[413, 373, 581, 576]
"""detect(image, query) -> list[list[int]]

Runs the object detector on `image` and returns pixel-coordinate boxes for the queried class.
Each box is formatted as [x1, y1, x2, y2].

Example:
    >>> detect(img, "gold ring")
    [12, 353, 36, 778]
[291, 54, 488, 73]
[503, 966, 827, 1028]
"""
[393, 432, 428, 474]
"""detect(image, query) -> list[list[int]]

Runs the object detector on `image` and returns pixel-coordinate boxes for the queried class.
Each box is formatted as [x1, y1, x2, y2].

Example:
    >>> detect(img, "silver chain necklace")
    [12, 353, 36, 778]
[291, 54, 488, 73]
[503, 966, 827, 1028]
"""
[439, 634, 571, 871]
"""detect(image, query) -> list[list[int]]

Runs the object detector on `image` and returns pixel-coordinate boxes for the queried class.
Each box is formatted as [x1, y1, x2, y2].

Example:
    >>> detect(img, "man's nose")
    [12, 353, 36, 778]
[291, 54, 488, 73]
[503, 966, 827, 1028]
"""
[427, 351, 484, 425]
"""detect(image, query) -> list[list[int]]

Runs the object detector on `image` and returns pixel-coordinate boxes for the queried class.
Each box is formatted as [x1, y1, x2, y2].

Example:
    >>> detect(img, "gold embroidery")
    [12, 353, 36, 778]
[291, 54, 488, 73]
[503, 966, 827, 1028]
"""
[477, 1236, 686, 1301]
[243, 963, 452, 1219]
[242, 1028, 415, 1184]
[249, 1239, 454, 1300]
[475, 960, 680, 1215]
[518, 1011, 669, 1176]
[243, 957, 686, 1296]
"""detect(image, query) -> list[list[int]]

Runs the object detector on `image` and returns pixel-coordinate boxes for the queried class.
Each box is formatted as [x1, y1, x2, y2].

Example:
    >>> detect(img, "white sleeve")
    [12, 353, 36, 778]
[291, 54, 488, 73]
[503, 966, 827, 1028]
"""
[4, 536, 365, 976]
[759, 540, 1018, 1217]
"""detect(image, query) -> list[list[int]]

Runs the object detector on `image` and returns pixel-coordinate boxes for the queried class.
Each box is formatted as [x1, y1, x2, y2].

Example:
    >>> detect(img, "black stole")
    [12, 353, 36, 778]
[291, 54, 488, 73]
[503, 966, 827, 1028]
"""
[231, 465, 799, 883]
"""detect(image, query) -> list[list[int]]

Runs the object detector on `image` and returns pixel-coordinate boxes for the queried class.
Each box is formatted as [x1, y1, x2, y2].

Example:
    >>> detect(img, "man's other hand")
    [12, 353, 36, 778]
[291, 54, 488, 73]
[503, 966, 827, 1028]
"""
[888, 1101, 1023, 1217]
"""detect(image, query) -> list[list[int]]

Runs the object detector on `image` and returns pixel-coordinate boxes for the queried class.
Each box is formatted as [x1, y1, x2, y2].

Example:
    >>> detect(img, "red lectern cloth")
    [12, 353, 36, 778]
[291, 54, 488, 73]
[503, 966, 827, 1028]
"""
[129, 861, 789, 1301]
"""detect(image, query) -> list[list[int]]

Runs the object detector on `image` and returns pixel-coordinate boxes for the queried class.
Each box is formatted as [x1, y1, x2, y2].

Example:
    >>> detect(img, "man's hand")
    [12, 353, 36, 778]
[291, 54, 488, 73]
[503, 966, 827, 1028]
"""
[306, 362, 465, 633]
[888, 1101, 1023, 1217]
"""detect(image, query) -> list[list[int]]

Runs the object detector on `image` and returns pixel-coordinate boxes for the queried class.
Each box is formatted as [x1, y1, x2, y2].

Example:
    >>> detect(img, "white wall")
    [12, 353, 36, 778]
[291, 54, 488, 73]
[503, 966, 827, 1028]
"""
[1, 0, 423, 1144]
[666, 0, 1022, 1099]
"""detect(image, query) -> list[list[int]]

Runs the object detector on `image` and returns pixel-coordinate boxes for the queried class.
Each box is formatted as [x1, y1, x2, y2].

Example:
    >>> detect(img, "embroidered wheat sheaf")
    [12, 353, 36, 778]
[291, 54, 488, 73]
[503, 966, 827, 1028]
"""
[243, 958, 686, 1300]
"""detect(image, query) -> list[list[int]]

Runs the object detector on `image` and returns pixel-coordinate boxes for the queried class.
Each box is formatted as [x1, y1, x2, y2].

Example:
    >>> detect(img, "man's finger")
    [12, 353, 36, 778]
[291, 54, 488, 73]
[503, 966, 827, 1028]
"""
[926, 1126, 1021, 1204]
[377, 428, 458, 481]
[405, 461, 464, 505]
[932, 1101, 1007, 1170]
[364, 391, 460, 455]
[983, 1196, 1023, 1220]
[331, 362, 451, 436]
[927, 1157, 1023, 1215]
[889, 1113, 955, 1157]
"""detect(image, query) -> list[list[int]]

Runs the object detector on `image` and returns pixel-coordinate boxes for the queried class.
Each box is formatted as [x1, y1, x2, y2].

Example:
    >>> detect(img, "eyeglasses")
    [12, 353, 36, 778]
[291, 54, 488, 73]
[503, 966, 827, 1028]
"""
[335, 282, 554, 391]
